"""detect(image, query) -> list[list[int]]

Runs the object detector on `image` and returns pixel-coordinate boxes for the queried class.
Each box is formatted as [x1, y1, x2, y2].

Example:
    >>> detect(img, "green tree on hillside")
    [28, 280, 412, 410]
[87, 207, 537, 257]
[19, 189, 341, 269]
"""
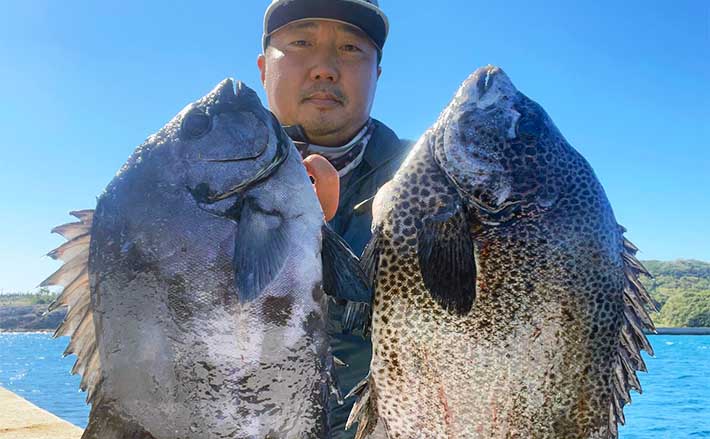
[0, 288, 59, 307]
[641, 259, 710, 327]
[654, 291, 710, 327]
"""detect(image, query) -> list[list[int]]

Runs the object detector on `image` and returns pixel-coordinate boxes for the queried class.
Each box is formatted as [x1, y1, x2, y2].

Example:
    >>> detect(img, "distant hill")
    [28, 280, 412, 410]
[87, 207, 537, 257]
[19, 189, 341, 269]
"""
[641, 259, 710, 327]
[1, 260, 709, 330]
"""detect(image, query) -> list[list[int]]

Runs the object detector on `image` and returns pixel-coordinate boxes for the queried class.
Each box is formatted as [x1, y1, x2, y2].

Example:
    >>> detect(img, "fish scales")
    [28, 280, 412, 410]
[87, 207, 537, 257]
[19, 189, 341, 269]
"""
[43, 79, 368, 438]
[348, 66, 654, 439]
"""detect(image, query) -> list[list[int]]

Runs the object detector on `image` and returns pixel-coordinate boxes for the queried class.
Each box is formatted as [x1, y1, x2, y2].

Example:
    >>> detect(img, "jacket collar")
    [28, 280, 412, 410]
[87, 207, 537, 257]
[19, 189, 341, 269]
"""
[363, 118, 406, 169]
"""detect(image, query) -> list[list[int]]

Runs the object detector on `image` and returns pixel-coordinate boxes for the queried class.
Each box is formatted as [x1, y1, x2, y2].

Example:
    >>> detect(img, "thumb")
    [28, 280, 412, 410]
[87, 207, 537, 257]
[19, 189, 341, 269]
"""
[303, 154, 340, 221]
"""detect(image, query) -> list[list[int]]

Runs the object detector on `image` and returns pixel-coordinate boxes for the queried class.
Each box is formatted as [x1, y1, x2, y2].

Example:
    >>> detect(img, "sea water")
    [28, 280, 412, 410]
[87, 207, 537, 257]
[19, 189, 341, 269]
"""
[0, 333, 89, 428]
[0, 333, 708, 437]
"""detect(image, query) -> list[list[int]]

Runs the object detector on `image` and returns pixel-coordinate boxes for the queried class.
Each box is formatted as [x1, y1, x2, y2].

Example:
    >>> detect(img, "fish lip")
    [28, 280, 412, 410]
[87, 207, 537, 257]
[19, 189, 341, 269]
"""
[475, 67, 496, 99]
[456, 65, 515, 109]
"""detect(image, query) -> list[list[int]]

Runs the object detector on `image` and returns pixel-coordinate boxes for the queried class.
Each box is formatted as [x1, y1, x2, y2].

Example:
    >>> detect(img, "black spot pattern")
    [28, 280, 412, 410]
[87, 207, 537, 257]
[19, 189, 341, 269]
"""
[356, 67, 653, 439]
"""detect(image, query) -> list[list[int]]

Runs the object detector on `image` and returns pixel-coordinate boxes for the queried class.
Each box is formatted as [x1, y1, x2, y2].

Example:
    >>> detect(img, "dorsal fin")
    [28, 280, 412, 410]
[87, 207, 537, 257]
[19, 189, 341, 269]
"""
[50, 210, 94, 240]
[609, 229, 657, 437]
[345, 373, 379, 439]
[342, 230, 383, 437]
[42, 210, 102, 404]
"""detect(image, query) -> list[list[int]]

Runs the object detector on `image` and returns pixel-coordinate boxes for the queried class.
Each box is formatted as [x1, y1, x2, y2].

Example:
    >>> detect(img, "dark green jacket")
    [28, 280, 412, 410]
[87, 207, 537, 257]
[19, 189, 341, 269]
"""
[326, 119, 411, 438]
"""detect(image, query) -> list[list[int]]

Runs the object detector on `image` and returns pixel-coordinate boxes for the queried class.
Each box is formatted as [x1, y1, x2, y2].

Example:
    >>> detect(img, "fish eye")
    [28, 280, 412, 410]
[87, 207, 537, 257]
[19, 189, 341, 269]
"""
[515, 113, 542, 140]
[181, 108, 212, 140]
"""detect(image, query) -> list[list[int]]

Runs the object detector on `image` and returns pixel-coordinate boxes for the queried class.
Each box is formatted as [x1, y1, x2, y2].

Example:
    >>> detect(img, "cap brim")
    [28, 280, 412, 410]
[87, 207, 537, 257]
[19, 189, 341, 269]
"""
[264, 0, 388, 51]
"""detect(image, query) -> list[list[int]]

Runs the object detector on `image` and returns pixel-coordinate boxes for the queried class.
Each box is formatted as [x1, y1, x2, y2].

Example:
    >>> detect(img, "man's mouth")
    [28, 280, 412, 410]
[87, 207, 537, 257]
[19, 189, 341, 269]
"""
[302, 92, 344, 108]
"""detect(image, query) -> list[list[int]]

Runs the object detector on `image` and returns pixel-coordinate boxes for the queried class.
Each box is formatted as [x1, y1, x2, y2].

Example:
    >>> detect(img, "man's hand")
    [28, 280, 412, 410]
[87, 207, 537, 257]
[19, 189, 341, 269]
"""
[303, 154, 340, 221]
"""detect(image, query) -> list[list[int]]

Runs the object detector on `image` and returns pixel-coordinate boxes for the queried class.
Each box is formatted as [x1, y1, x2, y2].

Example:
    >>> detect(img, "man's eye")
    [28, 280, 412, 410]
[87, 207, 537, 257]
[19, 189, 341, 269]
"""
[341, 44, 362, 53]
[291, 40, 311, 47]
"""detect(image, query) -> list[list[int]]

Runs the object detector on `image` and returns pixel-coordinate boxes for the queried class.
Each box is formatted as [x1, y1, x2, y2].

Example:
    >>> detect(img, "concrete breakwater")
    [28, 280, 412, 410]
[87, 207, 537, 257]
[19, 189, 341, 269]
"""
[0, 386, 82, 438]
[653, 327, 710, 335]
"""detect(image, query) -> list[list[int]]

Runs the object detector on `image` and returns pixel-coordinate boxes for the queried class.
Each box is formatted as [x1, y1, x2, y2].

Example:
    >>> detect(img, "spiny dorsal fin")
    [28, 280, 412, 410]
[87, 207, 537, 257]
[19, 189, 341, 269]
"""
[321, 223, 371, 309]
[343, 226, 385, 336]
[325, 353, 344, 406]
[609, 228, 656, 438]
[51, 210, 94, 240]
[42, 210, 102, 404]
[47, 234, 90, 263]
[342, 231, 383, 437]
[345, 374, 379, 439]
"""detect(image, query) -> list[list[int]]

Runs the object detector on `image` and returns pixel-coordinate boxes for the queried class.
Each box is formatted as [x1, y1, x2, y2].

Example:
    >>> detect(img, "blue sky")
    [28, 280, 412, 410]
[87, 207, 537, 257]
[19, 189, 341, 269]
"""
[0, 0, 708, 293]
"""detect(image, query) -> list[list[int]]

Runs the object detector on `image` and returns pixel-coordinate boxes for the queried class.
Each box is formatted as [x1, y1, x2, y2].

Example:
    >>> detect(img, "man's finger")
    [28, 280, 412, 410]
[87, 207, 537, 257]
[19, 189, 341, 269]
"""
[303, 154, 340, 221]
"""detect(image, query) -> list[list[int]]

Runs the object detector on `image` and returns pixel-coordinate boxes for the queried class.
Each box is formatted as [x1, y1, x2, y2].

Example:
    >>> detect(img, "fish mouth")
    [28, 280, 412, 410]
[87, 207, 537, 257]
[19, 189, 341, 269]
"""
[458, 65, 516, 109]
[475, 66, 498, 98]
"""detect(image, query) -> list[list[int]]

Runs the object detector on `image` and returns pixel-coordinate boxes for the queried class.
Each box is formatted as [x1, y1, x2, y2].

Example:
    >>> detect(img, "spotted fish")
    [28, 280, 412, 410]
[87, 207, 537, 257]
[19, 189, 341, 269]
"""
[42, 79, 368, 439]
[347, 66, 655, 438]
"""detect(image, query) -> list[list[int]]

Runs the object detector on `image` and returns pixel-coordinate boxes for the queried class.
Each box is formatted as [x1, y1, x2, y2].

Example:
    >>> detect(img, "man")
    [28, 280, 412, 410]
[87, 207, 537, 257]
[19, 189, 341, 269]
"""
[258, 0, 410, 436]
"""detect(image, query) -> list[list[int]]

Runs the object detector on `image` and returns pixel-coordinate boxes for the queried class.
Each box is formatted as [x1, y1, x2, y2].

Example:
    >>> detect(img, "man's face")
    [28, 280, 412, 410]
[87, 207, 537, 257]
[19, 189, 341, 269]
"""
[258, 20, 381, 146]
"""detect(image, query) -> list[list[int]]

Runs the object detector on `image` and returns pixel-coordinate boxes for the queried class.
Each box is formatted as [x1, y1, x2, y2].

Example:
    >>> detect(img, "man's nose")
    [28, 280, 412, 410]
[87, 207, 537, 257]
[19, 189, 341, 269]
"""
[309, 49, 340, 82]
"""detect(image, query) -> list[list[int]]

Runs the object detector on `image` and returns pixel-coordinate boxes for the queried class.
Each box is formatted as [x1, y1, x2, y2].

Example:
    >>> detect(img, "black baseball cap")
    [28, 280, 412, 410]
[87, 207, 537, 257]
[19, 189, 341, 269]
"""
[263, 0, 389, 58]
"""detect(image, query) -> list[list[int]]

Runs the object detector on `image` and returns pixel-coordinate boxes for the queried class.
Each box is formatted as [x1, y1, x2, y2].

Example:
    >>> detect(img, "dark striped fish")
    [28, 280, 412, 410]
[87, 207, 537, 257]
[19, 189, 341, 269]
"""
[43, 79, 368, 439]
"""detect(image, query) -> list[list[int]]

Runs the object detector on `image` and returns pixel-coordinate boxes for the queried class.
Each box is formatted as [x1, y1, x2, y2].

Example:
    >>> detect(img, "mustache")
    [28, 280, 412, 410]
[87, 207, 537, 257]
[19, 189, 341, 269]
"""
[300, 86, 348, 104]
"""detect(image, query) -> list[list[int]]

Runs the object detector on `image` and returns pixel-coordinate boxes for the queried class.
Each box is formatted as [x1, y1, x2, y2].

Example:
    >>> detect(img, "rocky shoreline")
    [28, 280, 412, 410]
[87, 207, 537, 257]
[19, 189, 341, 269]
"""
[1, 305, 708, 334]
[0, 306, 66, 332]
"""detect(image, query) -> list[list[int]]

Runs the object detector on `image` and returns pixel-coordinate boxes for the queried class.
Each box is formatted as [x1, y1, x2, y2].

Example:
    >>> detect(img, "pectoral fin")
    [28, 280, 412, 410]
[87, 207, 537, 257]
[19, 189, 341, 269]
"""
[233, 201, 290, 302]
[417, 202, 477, 315]
[321, 224, 371, 332]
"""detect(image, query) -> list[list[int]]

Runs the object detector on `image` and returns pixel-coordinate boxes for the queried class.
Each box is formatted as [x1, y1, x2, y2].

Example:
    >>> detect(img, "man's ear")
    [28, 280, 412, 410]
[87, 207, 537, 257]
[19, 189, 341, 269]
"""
[257, 54, 267, 86]
[377, 65, 382, 79]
